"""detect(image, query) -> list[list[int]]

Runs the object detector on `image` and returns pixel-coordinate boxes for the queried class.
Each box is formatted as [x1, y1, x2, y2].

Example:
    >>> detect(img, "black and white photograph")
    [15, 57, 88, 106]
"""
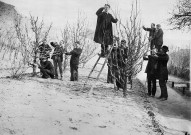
[0, 0, 190, 134]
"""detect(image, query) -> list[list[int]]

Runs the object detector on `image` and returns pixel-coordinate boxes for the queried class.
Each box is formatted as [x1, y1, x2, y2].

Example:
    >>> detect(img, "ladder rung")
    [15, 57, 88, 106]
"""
[93, 70, 100, 72]
[88, 76, 97, 79]
[97, 63, 103, 65]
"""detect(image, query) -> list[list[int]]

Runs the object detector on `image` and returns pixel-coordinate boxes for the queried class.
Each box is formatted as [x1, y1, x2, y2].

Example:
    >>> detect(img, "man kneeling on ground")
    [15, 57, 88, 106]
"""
[37, 57, 54, 79]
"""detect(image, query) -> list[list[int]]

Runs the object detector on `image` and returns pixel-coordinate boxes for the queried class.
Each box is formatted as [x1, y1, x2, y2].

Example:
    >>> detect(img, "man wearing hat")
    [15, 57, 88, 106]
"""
[94, 4, 118, 57]
[37, 57, 54, 79]
[65, 41, 82, 81]
[151, 45, 169, 101]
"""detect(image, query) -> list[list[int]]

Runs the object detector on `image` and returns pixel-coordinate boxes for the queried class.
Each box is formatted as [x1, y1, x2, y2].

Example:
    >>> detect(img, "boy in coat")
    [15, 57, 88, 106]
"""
[65, 41, 82, 81]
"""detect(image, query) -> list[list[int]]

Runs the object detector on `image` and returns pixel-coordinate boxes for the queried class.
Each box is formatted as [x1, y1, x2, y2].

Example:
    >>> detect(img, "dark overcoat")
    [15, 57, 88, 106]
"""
[94, 7, 118, 45]
[154, 29, 163, 46]
[65, 48, 82, 66]
[150, 53, 169, 80]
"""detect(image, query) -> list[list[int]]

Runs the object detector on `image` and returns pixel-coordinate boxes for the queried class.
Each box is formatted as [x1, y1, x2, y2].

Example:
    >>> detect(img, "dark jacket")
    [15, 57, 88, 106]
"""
[38, 43, 52, 59]
[143, 27, 156, 41]
[151, 53, 169, 80]
[94, 7, 118, 45]
[51, 43, 65, 61]
[66, 48, 82, 66]
[154, 29, 163, 46]
[39, 61, 54, 73]
[143, 55, 158, 76]
[117, 46, 128, 68]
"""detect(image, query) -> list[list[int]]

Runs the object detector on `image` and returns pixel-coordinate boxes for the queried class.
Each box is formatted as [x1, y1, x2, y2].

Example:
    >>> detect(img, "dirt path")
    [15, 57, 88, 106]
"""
[137, 61, 191, 135]
[0, 68, 162, 135]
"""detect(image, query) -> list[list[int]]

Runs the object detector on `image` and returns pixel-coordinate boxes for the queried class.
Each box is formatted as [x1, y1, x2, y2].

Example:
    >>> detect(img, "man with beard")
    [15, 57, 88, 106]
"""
[94, 4, 118, 57]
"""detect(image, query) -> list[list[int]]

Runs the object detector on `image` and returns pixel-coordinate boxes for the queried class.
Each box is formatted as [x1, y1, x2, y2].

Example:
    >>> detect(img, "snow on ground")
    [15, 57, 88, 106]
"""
[137, 61, 191, 135]
[0, 67, 162, 135]
[0, 60, 190, 135]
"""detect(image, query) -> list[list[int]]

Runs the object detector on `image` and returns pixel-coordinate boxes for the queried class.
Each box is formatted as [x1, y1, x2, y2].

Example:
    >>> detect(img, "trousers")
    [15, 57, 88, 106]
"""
[70, 64, 78, 81]
[159, 79, 168, 98]
[147, 74, 156, 96]
[40, 69, 54, 79]
[53, 56, 63, 78]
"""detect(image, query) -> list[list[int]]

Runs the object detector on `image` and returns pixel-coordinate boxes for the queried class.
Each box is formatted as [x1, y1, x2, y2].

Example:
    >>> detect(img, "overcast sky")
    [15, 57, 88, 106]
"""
[2, 0, 191, 48]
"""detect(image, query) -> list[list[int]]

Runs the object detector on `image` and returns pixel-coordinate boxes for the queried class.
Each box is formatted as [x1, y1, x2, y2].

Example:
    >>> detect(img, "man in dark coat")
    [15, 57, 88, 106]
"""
[151, 46, 169, 101]
[65, 41, 82, 81]
[37, 57, 54, 79]
[142, 23, 156, 53]
[116, 39, 128, 90]
[50, 41, 65, 79]
[143, 50, 158, 97]
[154, 24, 163, 52]
[94, 4, 118, 57]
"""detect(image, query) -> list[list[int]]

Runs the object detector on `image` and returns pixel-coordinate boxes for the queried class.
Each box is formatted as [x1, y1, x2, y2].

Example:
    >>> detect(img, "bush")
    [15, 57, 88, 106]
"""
[168, 46, 190, 80]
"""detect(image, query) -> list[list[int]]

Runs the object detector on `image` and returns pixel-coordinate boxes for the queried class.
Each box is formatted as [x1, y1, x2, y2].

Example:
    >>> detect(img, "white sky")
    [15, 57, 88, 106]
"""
[1, 0, 191, 48]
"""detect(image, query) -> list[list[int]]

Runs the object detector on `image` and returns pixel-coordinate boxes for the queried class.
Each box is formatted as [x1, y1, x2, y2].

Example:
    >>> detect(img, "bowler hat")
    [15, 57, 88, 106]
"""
[162, 45, 169, 52]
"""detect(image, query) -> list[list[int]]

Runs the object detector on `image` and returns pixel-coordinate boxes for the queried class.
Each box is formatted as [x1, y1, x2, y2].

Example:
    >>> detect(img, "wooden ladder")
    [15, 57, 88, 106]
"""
[82, 44, 115, 95]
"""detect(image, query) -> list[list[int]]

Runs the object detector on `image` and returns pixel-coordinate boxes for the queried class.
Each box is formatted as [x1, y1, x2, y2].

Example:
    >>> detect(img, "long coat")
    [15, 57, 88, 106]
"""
[150, 53, 169, 80]
[65, 48, 82, 66]
[144, 55, 158, 77]
[94, 7, 118, 45]
[154, 28, 163, 46]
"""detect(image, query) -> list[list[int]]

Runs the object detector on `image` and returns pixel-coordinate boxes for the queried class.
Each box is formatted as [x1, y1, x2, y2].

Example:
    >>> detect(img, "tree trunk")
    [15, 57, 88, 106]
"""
[32, 52, 37, 76]
[123, 75, 127, 97]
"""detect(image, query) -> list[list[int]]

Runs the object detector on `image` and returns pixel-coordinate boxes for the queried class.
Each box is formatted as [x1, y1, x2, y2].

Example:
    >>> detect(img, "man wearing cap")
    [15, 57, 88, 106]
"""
[65, 41, 82, 81]
[94, 4, 118, 57]
[150, 46, 169, 101]
[38, 39, 52, 61]
[142, 23, 156, 53]
[50, 41, 65, 79]
[37, 57, 54, 79]
[154, 24, 164, 52]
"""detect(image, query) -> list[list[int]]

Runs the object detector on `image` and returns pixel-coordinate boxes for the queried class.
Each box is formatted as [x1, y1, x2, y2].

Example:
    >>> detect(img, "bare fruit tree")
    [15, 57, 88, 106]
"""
[168, 0, 191, 30]
[61, 13, 98, 70]
[30, 15, 52, 75]
[108, 1, 148, 97]
[0, 14, 52, 78]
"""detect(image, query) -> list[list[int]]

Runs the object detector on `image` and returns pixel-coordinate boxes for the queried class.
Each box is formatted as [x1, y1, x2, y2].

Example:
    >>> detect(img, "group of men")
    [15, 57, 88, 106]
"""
[36, 39, 82, 81]
[93, 4, 169, 101]
[143, 23, 169, 101]
[33, 3, 169, 101]
[107, 38, 128, 90]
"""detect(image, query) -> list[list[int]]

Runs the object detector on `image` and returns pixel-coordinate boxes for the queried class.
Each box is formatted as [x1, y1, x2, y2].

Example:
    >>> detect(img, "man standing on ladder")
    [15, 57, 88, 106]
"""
[142, 23, 156, 54]
[94, 4, 118, 57]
